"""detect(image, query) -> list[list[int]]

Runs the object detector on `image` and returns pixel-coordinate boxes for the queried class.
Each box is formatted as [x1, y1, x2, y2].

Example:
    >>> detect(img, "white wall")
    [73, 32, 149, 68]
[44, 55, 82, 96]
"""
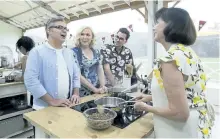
[0, 21, 22, 62]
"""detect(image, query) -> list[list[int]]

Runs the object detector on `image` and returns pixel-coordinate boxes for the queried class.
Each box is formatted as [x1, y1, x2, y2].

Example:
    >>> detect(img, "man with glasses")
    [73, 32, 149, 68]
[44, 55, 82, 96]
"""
[24, 16, 80, 137]
[100, 28, 137, 86]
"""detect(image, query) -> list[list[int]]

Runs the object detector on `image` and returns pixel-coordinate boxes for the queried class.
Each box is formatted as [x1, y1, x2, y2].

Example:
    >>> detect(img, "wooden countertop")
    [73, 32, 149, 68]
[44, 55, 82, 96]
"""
[23, 94, 154, 138]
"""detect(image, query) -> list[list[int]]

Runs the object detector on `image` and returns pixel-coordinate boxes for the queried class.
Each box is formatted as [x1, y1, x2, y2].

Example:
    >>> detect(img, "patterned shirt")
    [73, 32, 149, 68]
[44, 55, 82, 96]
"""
[100, 44, 134, 82]
[153, 44, 214, 138]
[73, 47, 101, 97]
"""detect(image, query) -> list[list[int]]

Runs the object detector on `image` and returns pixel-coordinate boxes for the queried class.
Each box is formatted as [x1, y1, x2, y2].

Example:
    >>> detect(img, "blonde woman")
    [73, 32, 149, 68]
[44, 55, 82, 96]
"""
[72, 26, 107, 97]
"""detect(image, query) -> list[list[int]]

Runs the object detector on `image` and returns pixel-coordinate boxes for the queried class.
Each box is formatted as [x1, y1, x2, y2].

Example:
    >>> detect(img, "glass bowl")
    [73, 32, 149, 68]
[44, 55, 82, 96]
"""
[83, 107, 117, 130]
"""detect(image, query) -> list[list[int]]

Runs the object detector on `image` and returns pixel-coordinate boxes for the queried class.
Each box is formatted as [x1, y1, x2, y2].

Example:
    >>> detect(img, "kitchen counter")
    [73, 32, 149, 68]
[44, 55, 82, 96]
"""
[0, 82, 23, 87]
[23, 94, 154, 138]
[0, 82, 26, 98]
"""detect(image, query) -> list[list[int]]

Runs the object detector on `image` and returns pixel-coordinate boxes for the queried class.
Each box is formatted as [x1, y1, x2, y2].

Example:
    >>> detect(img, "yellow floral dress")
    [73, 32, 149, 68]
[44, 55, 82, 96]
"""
[151, 44, 214, 138]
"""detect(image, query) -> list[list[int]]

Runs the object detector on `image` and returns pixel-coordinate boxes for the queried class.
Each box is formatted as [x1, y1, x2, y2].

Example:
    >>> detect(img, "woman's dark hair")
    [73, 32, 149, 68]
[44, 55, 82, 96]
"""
[155, 7, 197, 46]
[16, 36, 35, 52]
[117, 28, 130, 41]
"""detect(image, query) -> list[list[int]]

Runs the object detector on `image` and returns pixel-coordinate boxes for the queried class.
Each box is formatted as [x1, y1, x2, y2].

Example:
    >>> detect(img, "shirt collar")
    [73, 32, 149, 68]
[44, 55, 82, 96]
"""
[45, 42, 63, 51]
[112, 45, 125, 53]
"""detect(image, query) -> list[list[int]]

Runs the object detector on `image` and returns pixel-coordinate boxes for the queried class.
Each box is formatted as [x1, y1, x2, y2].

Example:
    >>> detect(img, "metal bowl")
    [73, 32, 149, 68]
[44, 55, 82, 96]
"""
[94, 97, 125, 108]
[107, 87, 127, 93]
[83, 108, 117, 130]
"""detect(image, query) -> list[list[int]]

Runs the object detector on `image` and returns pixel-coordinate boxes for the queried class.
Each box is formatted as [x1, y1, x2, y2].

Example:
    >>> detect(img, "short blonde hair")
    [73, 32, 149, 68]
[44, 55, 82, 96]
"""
[75, 26, 95, 47]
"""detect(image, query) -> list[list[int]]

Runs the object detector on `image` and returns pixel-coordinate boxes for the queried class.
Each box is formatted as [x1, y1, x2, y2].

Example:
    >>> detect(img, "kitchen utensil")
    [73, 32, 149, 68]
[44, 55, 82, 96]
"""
[7, 68, 15, 76]
[14, 102, 28, 110]
[120, 83, 138, 93]
[11, 99, 28, 110]
[97, 105, 104, 114]
[126, 92, 143, 98]
[83, 107, 117, 130]
[5, 75, 15, 82]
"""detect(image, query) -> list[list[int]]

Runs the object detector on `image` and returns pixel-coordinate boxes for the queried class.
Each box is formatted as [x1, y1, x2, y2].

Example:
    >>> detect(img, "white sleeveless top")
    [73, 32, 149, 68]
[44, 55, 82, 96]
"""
[151, 44, 214, 138]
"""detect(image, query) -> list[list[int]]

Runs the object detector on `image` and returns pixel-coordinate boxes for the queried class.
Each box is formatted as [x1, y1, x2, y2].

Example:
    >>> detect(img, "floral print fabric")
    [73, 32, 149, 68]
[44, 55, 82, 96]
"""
[153, 44, 214, 138]
[73, 47, 101, 97]
[100, 44, 133, 83]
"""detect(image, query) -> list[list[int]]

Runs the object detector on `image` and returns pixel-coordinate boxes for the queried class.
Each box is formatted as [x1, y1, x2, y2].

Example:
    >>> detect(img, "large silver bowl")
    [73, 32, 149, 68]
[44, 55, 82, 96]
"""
[94, 97, 126, 108]
[83, 108, 117, 130]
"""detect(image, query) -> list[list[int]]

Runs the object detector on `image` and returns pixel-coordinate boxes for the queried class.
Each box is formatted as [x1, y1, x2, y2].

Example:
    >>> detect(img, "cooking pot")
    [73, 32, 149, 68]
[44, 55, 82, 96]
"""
[13, 100, 28, 110]
[94, 97, 138, 115]
[10, 99, 28, 110]
[94, 97, 125, 110]
[5, 75, 15, 82]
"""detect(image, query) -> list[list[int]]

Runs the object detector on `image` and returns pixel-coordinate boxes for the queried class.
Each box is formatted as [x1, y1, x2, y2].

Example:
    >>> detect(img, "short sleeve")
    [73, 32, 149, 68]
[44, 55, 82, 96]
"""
[158, 47, 197, 76]
[100, 47, 110, 65]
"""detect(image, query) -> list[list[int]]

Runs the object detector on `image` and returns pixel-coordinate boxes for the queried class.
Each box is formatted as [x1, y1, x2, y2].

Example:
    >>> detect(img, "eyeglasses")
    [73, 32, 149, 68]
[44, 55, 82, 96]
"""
[115, 35, 125, 41]
[49, 25, 69, 32]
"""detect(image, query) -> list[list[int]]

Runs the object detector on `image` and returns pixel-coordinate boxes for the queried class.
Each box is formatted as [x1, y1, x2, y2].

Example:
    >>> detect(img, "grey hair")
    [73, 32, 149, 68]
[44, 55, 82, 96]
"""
[45, 16, 66, 38]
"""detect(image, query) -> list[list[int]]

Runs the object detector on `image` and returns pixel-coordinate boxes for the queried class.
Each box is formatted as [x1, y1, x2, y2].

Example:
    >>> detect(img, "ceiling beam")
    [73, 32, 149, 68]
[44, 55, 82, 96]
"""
[31, 0, 70, 19]
[72, 2, 89, 15]
[0, 14, 24, 30]
[68, 1, 144, 23]
[135, 8, 145, 18]
[107, 2, 114, 10]
[8, 4, 41, 19]
[124, 0, 130, 6]
[144, 6, 148, 23]
[26, 1, 145, 30]
[25, 0, 41, 17]
[163, 1, 169, 8]
[87, 1, 101, 13]
[11, 19, 29, 29]
[8, 21, 25, 30]
[172, 0, 181, 7]
[67, 8, 80, 18]
[0, 14, 8, 21]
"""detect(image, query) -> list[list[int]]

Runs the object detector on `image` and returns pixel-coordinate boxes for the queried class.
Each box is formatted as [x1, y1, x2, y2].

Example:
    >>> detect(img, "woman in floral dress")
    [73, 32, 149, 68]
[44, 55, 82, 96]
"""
[134, 8, 215, 138]
[72, 26, 107, 97]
